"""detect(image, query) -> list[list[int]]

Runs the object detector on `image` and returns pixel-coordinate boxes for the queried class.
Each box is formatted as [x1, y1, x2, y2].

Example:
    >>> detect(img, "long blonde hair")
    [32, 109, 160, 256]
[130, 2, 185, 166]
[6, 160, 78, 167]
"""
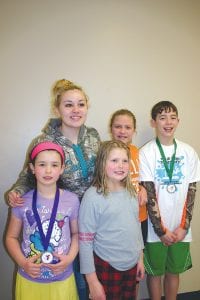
[92, 140, 136, 196]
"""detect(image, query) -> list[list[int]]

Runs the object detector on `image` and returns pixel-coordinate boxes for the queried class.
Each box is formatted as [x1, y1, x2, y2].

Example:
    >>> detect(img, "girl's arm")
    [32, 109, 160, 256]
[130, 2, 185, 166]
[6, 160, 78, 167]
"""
[7, 168, 36, 207]
[86, 272, 106, 300]
[136, 251, 145, 281]
[46, 218, 79, 275]
[5, 214, 41, 278]
[78, 190, 105, 299]
[7, 136, 43, 207]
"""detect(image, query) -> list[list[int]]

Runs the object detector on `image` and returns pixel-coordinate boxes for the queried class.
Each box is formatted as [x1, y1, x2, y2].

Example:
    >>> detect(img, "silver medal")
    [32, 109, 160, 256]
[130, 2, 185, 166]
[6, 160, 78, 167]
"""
[41, 251, 53, 264]
[166, 183, 176, 193]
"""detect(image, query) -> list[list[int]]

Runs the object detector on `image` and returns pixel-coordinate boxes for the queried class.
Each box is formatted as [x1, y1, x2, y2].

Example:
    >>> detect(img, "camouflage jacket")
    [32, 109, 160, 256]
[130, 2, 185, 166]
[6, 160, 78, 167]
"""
[11, 118, 101, 199]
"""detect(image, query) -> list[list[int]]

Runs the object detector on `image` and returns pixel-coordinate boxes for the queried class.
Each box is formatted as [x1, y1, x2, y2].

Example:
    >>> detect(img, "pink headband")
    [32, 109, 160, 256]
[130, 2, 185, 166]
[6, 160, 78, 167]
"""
[30, 141, 65, 162]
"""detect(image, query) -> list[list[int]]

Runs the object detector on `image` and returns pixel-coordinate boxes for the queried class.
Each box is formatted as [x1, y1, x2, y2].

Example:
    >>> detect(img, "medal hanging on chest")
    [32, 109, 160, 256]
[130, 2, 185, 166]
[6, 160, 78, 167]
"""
[32, 187, 60, 263]
[156, 138, 177, 193]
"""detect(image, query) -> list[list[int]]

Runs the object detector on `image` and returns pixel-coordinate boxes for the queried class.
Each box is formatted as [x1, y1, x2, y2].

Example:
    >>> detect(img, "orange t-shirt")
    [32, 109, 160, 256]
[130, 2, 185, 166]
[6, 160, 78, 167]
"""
[129, 144, 147, 222]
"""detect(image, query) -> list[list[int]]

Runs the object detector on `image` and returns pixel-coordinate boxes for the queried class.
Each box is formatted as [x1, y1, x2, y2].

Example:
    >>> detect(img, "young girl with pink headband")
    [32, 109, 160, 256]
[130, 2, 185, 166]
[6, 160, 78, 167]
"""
[6, 141, 80, 300]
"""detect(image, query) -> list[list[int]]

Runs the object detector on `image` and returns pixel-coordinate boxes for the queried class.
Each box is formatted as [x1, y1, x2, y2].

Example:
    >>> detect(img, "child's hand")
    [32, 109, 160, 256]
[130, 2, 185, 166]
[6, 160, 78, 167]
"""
[160, 229, 177, 246]
[7, 191, 24, 207]
[136, 258, 145, 281]
[137, 185, 147, 206]
[173, 227, 187, 242]
[86, 272, 106, 300]
[43, 252, 70, 275]
[88, 282, 106, 300]
[22, 255, 42, 278]
[88, 279, 106, 300]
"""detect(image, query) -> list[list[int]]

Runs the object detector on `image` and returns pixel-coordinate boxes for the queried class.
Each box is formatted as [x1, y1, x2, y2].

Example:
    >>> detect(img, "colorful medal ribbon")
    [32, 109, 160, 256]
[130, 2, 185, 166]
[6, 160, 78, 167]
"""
[156, 137, 177, 181]
[32, 187, 60, 251]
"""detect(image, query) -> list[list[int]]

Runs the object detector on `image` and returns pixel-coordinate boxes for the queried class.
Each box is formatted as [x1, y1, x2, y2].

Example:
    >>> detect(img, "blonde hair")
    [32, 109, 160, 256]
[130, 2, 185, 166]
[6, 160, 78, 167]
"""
[92, 140, 136, 196]
[51, 79, 89, 112]
[109, 109, 137, 131]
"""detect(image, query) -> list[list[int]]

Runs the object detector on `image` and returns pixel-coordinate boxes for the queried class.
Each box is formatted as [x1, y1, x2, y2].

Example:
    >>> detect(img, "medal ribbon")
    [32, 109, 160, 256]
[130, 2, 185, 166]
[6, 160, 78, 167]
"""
[32, 187, 60, 251]
[156, 137, 177, 181]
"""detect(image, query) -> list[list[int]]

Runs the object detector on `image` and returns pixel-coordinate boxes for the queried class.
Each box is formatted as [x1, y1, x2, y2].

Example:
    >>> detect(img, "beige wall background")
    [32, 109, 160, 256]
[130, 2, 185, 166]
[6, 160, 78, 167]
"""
[0, 0, 200, 299]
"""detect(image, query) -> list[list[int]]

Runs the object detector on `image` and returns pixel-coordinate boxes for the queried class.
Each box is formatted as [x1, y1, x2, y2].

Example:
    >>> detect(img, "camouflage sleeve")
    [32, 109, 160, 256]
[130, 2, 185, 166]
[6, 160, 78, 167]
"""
[11, 168, 36, 196]
[181, 182, 197, 230]
[9, 134, 49, 196]
[141, 181, 166, 237]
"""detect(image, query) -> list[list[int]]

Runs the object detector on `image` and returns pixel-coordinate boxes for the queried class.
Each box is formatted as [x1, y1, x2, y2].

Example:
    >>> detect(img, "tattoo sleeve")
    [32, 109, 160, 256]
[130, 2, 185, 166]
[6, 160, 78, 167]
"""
[141, 181, 166, 237]
[181, 182, 197, 230]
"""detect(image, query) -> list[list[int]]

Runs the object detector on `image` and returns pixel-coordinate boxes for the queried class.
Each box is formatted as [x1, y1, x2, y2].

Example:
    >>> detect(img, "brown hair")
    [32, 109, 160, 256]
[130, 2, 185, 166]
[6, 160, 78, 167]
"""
[92, 140, 136, 196]
[151, 101, 178, 120]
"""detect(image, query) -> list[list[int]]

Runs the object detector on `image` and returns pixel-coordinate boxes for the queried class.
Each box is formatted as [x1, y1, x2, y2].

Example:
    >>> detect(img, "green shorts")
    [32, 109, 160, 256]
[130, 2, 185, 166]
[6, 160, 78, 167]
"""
[144, 242, 192, 276]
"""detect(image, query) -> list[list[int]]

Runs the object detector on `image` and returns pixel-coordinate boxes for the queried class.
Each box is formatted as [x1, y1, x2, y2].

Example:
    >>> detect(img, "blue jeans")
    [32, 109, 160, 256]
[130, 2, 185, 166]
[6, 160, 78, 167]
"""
[73, 256, 88, 300]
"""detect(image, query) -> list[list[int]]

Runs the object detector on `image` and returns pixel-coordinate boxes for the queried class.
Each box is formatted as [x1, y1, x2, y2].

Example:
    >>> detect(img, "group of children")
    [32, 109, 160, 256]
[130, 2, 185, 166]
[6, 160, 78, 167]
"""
[5, 79, 200, 300]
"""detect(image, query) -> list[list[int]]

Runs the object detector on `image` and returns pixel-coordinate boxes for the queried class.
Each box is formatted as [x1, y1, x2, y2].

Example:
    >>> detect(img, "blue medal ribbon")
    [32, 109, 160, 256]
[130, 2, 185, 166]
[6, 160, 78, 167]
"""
[32, 187, 60, 251]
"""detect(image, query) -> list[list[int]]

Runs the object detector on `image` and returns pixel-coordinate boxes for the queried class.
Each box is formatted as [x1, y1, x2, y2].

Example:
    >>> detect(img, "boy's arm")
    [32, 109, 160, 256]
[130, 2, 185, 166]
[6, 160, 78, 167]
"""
[173, 182, 197, 242]
[141, 181, 166, 237]
[181, 182, 197, 230]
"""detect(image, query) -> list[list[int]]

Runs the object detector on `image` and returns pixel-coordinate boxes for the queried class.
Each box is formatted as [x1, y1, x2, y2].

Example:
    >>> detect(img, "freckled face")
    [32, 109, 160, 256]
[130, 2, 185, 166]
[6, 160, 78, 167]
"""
[105, 148, 129, 184]
[111, 115, 135, 145]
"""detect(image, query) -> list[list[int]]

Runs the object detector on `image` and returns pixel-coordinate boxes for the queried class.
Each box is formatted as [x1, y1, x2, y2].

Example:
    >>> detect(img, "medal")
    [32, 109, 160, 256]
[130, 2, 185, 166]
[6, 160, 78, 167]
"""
[156, 138, 177, 194]
[41, 251, 54, 264]
[166, 183, 176, 193]
[32, 187, 60, 262]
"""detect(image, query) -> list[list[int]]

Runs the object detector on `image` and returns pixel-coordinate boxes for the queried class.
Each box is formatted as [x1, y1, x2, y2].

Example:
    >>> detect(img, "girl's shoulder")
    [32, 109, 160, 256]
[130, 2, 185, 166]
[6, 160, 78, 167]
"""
[129, 143, 138, 154]
[82, 186, 102, 202]
[60, 189, 79, 203]
[83, 186, 97, 197]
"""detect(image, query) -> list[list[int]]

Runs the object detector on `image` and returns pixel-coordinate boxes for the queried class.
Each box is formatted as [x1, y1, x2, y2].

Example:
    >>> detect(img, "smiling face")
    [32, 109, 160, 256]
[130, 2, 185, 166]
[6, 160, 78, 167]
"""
[105, 148, 129, 189]
[151, 109, 179, 145]
[30, 150, 64, 188]
[111, 114, 135, 145]
[55, 89, 88, 130]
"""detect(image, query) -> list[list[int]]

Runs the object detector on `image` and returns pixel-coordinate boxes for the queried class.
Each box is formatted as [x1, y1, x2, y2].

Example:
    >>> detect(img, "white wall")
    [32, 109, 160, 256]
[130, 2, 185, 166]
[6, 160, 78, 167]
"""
[1, 0, 200, 298]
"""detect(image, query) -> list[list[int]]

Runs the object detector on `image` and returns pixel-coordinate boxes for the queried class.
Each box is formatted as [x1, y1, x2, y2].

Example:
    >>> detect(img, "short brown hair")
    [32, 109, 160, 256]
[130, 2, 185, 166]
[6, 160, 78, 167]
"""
[151, 101, 178, 120]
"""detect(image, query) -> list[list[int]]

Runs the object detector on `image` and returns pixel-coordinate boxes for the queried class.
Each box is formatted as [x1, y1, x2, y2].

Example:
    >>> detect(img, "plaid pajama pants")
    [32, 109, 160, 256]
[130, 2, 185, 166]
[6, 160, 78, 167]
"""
[94, 252, 137, 300]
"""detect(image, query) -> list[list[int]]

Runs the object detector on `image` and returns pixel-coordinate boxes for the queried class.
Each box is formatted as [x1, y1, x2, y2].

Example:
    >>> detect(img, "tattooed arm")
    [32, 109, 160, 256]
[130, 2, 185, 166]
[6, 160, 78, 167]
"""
[182, 182, 197, 230]
[141, 181, 166, 237]
[141, 181, 177, 244]
[174, 182, 197, 242]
